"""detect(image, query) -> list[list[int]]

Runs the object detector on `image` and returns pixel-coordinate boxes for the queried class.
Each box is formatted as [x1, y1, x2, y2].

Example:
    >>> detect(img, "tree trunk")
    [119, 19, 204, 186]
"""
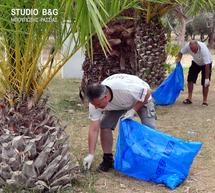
[176, 7, 186, 46]
[135, 15, 167, 87]
[81, 10, 136, 95]
[178, 17, 186, 46]
[0, 98, 80, 192]
[208, 13, 215, 49]
[81, 11, 168, 97]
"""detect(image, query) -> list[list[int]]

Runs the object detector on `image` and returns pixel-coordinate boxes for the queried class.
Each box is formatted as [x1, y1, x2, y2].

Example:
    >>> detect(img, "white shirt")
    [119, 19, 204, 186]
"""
[89, 74, 151, 121]
[181, 41, 212, 66]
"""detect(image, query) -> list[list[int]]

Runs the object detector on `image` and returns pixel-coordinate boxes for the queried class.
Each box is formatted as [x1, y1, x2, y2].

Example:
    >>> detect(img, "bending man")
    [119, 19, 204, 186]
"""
[83, 73, 156, 172]
[176, 40, 212, 106]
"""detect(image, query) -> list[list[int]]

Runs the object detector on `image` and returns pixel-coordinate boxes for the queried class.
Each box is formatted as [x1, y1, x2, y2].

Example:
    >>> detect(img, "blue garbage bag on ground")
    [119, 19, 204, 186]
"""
[114, 119, 202, 189]
[152, 63, 184, 105]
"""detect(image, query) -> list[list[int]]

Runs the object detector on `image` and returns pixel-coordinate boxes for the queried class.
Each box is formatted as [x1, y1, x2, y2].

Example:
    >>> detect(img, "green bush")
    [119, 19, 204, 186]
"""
[163, 63, 173, 74]
[166, 42, 180, 57]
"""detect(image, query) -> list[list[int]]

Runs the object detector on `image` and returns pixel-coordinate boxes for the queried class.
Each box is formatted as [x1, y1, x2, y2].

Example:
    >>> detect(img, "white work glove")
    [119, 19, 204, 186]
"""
[83, 154, 94, 170]
[204, 79, 210, 87]
[122, 109, 136, 120]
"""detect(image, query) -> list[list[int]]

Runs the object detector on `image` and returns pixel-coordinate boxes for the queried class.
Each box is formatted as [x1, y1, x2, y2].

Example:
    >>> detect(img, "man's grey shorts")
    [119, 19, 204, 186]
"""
[100, 101, 156, 129]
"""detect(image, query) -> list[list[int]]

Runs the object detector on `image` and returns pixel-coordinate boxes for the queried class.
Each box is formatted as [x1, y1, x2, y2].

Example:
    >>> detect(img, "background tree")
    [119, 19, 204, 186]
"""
[173, 6, 192, 46]
[192, 13, 211, 41]
[184, 13, 212, 42]
[185, 22, 195, 40]
[162, 12, 178, 42]
[208, 12, 215, 48]
[0, 0, 136, 191]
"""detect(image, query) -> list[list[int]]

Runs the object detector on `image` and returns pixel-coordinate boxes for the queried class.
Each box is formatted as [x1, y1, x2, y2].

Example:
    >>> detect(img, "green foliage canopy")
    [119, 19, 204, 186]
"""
[0, 0, 138, 105]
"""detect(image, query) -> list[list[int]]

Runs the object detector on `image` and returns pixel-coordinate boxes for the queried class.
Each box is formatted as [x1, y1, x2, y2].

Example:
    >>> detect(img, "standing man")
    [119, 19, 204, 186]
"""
[176, 40, 212, 106]
[83, 74, 156, 172]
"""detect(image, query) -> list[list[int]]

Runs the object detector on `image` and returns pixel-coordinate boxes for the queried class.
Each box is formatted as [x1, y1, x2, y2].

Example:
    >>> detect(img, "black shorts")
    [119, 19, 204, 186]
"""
[187, 61, 212, 85]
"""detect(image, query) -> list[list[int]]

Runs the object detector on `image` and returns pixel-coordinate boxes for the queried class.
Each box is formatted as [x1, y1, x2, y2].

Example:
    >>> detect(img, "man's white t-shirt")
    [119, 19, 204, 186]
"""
[89, 74, 151, 121]
[181, 41, 212, 66]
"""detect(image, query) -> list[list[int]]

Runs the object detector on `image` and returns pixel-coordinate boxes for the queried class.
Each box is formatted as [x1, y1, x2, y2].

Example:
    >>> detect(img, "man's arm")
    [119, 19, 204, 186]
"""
[123, 89, 151, 120]
[202, 47, 211, 83]
[205, 64, 210, 79]
[83, 120, 100, 169]
[133, 89, 151, 112]
[176, 52, 183, 63]
[204, 64, 210, 87]
[88, 120, 100, 154]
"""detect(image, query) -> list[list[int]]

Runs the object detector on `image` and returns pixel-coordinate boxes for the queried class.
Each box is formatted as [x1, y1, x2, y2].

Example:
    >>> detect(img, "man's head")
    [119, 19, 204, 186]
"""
[189, 40, 199, 53]
[86, 83, 109, 109]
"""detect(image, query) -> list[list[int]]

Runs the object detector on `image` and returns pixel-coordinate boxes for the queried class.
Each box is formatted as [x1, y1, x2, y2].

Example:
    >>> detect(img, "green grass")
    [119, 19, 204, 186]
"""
[45, 71, 215, 193]
[46, 76, 97, 193]
[46, 76, 88, 121]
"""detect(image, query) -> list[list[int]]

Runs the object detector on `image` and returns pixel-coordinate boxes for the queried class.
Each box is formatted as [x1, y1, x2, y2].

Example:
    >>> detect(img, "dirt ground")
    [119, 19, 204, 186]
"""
[48, 68, 215, 193]
[94, 79, 215, 193]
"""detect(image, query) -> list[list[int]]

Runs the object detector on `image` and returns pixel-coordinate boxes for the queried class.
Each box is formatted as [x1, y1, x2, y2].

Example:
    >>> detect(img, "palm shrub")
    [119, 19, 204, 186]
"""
[0, 0, 134, 191]
[0, 1, 79, 192]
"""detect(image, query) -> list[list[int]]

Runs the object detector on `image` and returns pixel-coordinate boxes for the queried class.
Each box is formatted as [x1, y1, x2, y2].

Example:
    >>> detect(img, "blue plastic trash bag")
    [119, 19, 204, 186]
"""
[152, 63, 184, 105]
[114, 119, 202, 189]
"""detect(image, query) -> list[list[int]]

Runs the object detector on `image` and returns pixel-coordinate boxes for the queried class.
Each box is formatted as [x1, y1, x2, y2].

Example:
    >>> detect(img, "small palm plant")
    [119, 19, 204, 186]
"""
[0, 0, 134, 191]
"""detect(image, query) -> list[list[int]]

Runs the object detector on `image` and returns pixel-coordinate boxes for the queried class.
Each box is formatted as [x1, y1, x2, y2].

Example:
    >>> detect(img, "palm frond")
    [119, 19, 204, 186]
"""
[0, 0, 138, 105]
[139, 0, 215, 22]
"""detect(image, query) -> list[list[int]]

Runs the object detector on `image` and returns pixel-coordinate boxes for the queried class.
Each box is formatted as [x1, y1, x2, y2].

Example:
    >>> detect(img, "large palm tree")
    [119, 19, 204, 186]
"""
[0, 0, 135, 191]
[81, 0, 215, 94]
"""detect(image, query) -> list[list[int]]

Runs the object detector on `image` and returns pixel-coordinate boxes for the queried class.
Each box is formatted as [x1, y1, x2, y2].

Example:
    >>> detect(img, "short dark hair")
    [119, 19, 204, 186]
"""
[86, 83, 108, 102]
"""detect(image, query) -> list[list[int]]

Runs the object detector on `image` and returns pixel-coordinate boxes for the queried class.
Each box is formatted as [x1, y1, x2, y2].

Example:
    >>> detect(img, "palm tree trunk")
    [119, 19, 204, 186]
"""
[177, 16, 186, 46]
[208, 12, 215, 49]
[135, 15, 167, 87]
[81, 10, 136, 94]
[0, 98, 79, 191]
[81, 12, 167, 96]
